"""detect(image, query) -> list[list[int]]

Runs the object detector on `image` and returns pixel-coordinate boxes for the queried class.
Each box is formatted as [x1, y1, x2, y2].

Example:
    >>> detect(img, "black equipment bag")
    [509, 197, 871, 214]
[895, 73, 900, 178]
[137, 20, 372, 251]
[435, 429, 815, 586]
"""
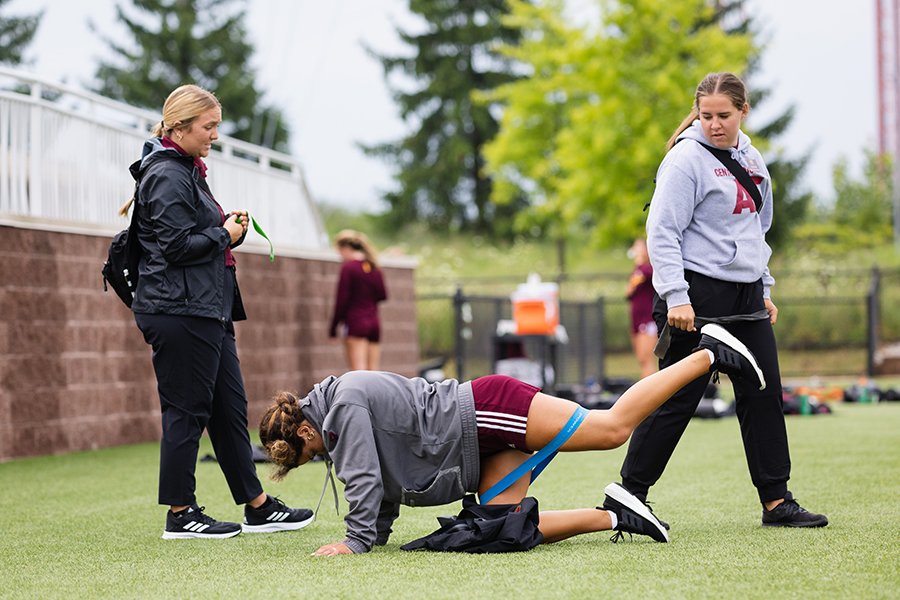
[400, 494, 544, 553]
[101, 183, 141, 307]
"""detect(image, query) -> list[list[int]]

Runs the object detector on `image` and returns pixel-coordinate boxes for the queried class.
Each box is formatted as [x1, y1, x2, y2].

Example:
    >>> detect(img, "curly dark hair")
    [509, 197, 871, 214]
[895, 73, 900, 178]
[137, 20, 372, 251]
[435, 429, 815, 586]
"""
[259, 391, 308, 481]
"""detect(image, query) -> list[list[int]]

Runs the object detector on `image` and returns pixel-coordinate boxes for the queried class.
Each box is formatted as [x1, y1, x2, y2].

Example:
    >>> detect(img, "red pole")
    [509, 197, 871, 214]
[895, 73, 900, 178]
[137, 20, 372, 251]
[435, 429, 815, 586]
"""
[894, 0, 900, 246]
[894, 0, 900, 158]
[877, 0, 887, 155]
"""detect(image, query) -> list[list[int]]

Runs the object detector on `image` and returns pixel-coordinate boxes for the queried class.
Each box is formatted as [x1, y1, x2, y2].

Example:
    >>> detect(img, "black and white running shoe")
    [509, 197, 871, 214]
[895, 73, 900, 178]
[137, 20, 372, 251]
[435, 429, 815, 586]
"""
[162, 505, 242, 540]
[242, 496, 315, 534]
[696, 324, 766, 390]
[601, 483, 669, 543]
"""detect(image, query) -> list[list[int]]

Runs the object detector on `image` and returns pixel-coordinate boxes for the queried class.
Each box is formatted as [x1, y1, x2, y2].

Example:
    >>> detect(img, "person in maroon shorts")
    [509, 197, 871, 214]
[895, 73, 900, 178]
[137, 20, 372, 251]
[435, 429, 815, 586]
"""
[329, 230, 388, 371]
[257, 323, 767, 554]
[626, 238, 658, 378]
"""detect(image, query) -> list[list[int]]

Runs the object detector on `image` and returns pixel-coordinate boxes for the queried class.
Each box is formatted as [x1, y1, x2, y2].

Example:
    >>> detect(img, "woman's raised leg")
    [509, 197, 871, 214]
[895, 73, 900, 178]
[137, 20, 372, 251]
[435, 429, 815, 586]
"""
[524, 350, 712, 452]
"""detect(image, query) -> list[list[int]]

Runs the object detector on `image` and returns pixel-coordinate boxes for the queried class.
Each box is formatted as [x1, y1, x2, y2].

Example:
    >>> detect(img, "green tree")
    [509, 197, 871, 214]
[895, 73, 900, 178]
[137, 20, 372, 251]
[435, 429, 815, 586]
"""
[762, 140, 814, 249]
[833, 150, 893, 241]
[364, 0, 528, 234]
[484, 0, 754, 247]
[790, 150, 892, 252]
[485, 0, 815, 250]
[476, 0, 581, 241]
[91, 0, 289, 151]
[0, 0, 41, 66]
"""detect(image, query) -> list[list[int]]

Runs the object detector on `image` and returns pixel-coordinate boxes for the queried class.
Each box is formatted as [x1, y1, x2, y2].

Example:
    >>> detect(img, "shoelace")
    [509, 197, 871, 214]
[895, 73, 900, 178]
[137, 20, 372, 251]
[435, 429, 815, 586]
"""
[608, 498, 667, 543]
[609, 530, 631, 544]
[709, 346, 741, 385]
[264, 496, 288, 512]
[190, 506, 216, 525]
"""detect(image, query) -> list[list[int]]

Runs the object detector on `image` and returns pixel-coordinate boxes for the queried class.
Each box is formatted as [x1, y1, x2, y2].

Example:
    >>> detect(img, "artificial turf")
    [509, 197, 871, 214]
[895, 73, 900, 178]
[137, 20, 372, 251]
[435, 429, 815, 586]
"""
[2, 402, 897, 599]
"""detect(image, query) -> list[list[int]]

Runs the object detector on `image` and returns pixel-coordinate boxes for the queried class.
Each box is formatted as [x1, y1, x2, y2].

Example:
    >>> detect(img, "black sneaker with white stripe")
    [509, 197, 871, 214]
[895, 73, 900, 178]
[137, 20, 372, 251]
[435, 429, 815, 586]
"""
[242, 495, 314, 533]
[601, 483, 669, 543]
[696, 324, 767, 391]
[162, 504, 241, 540]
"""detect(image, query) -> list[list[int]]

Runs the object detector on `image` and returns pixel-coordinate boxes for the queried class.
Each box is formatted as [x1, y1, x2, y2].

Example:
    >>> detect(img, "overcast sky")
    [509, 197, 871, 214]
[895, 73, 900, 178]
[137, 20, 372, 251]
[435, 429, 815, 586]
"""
[10, 0, 876, 210]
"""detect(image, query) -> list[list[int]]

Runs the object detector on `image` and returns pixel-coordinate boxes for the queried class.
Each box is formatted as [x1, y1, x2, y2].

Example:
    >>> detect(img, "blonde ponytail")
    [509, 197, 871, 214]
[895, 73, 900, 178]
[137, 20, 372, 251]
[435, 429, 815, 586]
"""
[666, 108, 698, 151]
[150, 120, 166, 138]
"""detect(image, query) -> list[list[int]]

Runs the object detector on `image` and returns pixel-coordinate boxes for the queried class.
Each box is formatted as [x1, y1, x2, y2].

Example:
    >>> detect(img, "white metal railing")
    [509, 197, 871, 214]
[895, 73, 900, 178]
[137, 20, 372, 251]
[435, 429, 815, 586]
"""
[0, 66, 329, 252]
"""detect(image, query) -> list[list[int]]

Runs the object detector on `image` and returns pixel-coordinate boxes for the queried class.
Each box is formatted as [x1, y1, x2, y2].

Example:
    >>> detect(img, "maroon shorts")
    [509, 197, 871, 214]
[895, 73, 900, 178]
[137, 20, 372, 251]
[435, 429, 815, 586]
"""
[471, 375, 540, 456]
[343, 316, 381, 342]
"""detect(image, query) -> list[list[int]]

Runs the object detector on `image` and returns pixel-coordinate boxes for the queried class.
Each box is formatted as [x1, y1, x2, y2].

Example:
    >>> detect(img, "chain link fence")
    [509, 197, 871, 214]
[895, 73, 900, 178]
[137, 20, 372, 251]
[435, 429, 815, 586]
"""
[416, 266, 899, 382]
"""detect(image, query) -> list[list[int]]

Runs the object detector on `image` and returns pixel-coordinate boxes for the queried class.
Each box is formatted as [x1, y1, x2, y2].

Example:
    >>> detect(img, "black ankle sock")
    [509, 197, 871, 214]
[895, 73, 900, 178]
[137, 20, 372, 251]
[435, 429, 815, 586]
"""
[258, 495, 273, 509]
[170, 506, 190, 517]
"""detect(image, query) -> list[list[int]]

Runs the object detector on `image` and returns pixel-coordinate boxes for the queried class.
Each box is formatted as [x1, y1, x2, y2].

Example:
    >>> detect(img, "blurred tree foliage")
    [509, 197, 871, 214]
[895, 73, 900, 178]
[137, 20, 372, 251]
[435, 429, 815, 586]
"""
[91, 0, 289, 151]
[483, 0, 810, 248]
[832, 151, 893, 241]
[0, 0, 41, 66]
[782, 151, 893, 252]
[483, 0, 753, 246]
[364, 0, 529, 235]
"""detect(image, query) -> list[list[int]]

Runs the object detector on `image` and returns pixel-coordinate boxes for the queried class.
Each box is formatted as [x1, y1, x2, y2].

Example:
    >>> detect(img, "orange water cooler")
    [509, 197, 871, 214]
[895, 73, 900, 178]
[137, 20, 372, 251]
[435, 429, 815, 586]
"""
[511, 274, 559, 335]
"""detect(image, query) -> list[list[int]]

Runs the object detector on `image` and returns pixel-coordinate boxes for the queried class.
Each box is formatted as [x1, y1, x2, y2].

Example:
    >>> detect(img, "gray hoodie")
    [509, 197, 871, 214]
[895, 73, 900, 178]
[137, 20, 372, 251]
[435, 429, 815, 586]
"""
[298, 371, 480, 554]
[646, 120, 775, 309]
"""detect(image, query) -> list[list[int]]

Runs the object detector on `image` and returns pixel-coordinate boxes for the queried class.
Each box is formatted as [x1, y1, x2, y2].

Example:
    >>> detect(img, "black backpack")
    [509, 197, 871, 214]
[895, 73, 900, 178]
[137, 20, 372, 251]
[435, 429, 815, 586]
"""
[101, 182, 142, 307]
[400, 494, 544, 553]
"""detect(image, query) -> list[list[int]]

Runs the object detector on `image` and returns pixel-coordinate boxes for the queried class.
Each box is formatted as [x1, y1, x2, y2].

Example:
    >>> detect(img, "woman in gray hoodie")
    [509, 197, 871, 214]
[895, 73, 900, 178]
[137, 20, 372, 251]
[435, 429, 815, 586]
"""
[259, 324, 766, 555]
[617, 72, 827, 530]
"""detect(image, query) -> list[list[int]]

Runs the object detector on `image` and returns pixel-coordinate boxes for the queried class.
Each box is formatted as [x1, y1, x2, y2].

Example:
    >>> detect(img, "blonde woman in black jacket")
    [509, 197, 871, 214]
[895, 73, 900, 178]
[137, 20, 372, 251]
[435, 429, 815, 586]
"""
[130, 84, 312, 539]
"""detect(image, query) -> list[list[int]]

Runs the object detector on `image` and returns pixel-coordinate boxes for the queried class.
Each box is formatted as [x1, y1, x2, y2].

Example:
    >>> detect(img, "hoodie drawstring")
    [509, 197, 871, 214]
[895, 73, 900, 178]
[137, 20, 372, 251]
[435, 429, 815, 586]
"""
[314, 458, 340, 517]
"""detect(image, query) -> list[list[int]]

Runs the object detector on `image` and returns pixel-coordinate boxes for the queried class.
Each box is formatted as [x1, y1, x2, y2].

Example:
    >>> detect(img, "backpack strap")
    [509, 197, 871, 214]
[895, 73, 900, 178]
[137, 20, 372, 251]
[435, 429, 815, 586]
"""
[695, 141, 763, 212]
[645, 138, 764, 213]
[126, 180, 142, 252]
[478, 406, 589, 505]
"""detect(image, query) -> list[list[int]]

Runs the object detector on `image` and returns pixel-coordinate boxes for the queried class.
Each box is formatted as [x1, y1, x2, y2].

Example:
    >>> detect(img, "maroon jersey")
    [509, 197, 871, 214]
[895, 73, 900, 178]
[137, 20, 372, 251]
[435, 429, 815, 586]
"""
[329, 259, 388, 341]
[627, 263, 655, 334]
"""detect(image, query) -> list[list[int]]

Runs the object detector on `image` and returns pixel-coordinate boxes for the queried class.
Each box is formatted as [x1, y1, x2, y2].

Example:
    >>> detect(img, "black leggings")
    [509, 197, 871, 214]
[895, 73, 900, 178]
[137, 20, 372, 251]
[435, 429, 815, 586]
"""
[135, 313, 264, 506]
[620, 271, 791, 504]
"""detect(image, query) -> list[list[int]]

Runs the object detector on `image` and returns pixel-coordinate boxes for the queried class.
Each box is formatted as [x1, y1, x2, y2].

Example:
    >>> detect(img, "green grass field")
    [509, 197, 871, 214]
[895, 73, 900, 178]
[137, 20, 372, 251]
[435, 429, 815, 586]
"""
[2, 403, 898, 599]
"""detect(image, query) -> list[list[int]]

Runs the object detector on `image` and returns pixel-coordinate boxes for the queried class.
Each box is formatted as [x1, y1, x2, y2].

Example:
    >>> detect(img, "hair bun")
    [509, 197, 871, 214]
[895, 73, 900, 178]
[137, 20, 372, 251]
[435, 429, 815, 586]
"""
[267, 439, 297, 467]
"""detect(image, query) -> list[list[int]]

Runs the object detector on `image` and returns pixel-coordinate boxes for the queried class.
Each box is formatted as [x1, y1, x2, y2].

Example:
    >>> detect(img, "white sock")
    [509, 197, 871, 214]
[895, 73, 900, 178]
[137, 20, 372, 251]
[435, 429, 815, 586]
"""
[607, 510, 618, 529]
[704, 348, 715, 366]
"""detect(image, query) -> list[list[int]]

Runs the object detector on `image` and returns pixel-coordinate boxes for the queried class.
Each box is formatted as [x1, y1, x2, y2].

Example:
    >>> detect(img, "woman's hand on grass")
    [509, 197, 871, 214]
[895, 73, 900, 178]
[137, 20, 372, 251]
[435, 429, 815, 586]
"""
[312, 542, 353, 556]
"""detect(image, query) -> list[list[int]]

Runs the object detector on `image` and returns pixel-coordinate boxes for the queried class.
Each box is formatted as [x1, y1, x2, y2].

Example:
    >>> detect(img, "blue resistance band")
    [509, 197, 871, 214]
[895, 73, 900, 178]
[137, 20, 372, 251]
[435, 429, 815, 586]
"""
[479, 405, 589, 505]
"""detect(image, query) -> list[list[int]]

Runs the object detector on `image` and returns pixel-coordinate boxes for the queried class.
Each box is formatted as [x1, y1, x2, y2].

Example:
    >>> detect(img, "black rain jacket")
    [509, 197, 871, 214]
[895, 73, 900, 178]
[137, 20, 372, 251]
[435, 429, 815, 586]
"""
[130, 138, 246, 321]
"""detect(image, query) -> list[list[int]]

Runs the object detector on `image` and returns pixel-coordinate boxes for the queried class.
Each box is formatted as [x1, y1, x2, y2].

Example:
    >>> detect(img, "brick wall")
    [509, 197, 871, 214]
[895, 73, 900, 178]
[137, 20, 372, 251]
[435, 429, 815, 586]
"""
[0, 225, 418, 461]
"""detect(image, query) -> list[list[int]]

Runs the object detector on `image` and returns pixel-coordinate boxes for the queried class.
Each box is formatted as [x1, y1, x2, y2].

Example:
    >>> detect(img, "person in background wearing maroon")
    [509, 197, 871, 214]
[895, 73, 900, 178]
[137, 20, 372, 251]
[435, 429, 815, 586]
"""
[329, 230, 388, 371]
[626, 238, 658, 379]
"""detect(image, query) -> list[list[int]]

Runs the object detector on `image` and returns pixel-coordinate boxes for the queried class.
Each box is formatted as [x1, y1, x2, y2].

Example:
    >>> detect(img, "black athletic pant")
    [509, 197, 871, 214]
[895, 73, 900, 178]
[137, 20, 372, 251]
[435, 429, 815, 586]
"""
[620, 271, 791, 504]
[135, 313, 264, 507]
